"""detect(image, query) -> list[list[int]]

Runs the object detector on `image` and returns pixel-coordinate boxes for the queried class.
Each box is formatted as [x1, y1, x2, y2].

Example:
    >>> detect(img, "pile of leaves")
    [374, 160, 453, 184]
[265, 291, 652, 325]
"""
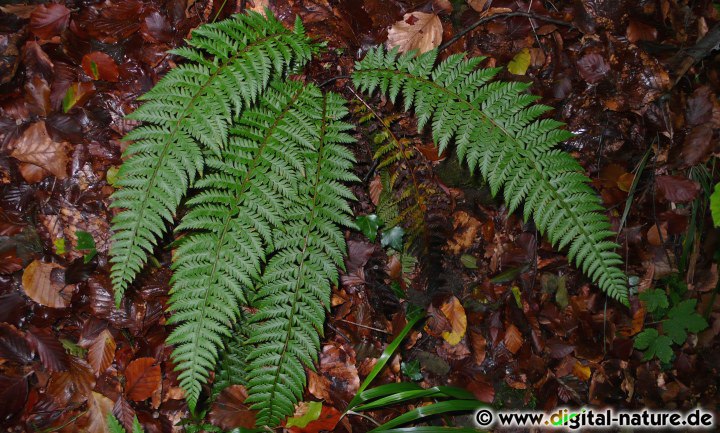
[1, 0, 719, 432]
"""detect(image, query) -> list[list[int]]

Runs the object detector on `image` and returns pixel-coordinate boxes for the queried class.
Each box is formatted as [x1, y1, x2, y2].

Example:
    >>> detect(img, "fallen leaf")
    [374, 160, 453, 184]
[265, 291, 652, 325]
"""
[125, 357, 161, 401]
[87, 329, 116, 375]
[0, 375, 28, 421]
[30, 4, 70, 39]
[680, 125, 714, 167]
[572, 362, 591, 381]
[469, 330, 487, 365]
[21, 260, 72, 308]
[503, 324, 523, 354]
[685, 86, 713, 126]
[576, 53, 609, 84]
[286, 401, 322, 429]
[82, 52, 119, 82]
[26, 327, 70, 371]
[0, 324, 33, 365]
[507, 48, 531, 75]
[113, 397, 137, 433]
[288, 403, 341, 433]
[209, 385, 256, 430]
[86, 392, 114, 433]
[369, 174, 382, 206]
[626, 20, 657, 43]
[440, 296, 467, 345]
[467, 0, 488, 12]
[46, 357, 95, 405]
[386, 12, 442, 54]
[656, 175, 700, 203]
[10, 121, 69, 182]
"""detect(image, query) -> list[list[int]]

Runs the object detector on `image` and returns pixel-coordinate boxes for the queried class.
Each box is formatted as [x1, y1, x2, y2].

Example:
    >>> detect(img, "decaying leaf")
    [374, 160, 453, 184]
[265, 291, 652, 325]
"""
[86, 392, 114, 433]
[21, 260, 73, 308]
[386, 12, 442, 54]
[10, 121, 69, 182]
[440, 296, 467, 345]
[503, 324, 523, 354]
[656, 175, 700, 203]
[30, 3, 70, 39]
[87, 329, 116, 375]
[209, 385, 256, 430]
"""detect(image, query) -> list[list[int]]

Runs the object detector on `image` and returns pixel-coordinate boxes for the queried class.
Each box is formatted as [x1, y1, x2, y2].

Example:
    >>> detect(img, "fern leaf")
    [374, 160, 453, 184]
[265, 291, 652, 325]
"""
[109, 11, 314, 304]
[245, 91, 358, 426]
[212, 329, 249, 398]
[167, 80, 321, 409]
[353, 47, 628, 305]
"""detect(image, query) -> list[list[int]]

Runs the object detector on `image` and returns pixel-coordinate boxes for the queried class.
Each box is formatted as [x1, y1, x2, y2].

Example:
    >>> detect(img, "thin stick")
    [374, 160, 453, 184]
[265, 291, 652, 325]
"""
[438, 11, 575, 52]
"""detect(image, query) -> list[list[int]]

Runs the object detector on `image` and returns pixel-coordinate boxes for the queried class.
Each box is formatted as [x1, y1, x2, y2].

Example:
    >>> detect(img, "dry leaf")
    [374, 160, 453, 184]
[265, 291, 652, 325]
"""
[246, 0, 270, 13]
[369, 174, 382, 206]
[125, 357, 161, 401]
[209, 385, 256, 430]
[503, 324, 523, 354]
[440, 296, 467, 345]
[10, 121, 68, 182]
[386, 12, 442, 54]
[469, 330, 487, 365]
[22, 260, 72, 308]
[87, 329, 116, 375]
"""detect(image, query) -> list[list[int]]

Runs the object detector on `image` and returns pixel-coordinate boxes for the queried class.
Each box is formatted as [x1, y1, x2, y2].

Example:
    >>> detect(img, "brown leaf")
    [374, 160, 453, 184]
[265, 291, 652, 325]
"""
[112, 397, 137, 433]
[209, 385, 256, 430]
[448, 211, 482, 254]
[626, 20, 657, 43]
[87, 329, 116, 375]
[82, 52, 119, 82]
[46, 357, 96, 406]
[10, 121, 69, 182]
[0, 324, 33, 365]
[386, 12, 442, 54]
[86, 391, 114, 433]
[369, 174, 382, 206]
[21, 260, 73, 308]
[140, 11, 173, 43]
[288, 404, 341, 433]
[26, 327, 70, 372]
[680, 125, 714, 167]
[0, 375, 28, 421]
[440, 296, 466, 345]
[125, 357, 161, 401]
[576, 53, 609, 84]
[503, 324, 523, 354]
[469, 330, 487, 365]
[686, 86, 713, 126]
[30, 4, 70, 39]
[467, 0, 488, 12]
[655, 175, 700, 203]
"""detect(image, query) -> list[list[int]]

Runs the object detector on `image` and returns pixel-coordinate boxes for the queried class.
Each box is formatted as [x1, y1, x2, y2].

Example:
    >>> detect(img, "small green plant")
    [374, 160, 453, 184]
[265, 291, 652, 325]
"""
[634, 277, 708, 363]
[108, 414, 144, 433]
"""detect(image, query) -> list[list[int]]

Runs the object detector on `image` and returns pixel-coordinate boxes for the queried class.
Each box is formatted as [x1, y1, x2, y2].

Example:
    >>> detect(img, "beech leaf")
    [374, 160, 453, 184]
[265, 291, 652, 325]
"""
[10, 121, 69, 182]
[30, 4, 70, 39]
[26, 327, 70, 372]
[87, 329, 116, 375]
[386, 12, 442, 54]
[87, 391, 114, 433]
[440, 296, 467, 345]
[124, 357, 161, 402]
[82, 52, 120, 82]
[21, 260, 72, 308]
[655, 175, 700, 203]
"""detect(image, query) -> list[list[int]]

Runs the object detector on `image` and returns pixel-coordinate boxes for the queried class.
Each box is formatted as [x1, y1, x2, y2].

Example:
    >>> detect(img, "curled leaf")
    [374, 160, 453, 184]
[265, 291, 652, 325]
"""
[386, 12, 442, 54]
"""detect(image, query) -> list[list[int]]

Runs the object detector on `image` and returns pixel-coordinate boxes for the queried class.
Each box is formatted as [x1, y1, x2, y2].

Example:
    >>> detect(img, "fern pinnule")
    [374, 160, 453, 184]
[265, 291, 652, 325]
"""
[353, 47, 628, 305]
[109, 11, 314, 305]
[167, 80, 322, 409]
[245, 91, 357, 426]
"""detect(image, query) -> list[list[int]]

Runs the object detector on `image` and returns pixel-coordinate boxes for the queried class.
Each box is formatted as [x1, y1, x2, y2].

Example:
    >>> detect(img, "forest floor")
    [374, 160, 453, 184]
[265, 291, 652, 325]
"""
[1, 0, 719, 432]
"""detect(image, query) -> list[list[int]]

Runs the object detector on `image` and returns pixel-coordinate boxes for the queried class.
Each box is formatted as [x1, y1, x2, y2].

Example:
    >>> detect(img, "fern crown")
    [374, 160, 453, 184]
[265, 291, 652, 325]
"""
[353, 47, 628, 305]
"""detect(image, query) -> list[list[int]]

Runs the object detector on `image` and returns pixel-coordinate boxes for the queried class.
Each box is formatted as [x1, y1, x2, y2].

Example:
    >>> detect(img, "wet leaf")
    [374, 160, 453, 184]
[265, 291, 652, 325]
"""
[0, 324, 33, 365]
[386, 12, 442, 54]
[87, 329, 116, 375]
[86, 391, 114, 433]
[467, 0, 488, 12]
[655, 175, 700, 203]
[46, 357, 95, 405]
[460, 254, 478, 269]
[62, 82, 95, 113]
[440, 296, 467, 345]
[711, 183, 720, 227]
[576, 53, 609, 84]
[288, 404, 341, 433]
[26, 327, 70, 372]
[21, 260, 72, 308]
[381, 226, 405, 250]
[626, 20, 657, 43]
[356, 214, 382, 242]
[10, 121, 69, 182]
[30, 4, 70, 39]
[0, 375, 28, 422]
[124, 357, 161, 401]
[507, 48, 531, 75]
[82, 52, 120, 82]
[503, 324, 523, 354]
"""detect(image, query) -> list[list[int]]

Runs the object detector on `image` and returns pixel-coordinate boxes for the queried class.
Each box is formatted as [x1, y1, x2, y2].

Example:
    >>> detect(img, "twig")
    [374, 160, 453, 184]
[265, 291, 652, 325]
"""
[438, 11, 575, 52]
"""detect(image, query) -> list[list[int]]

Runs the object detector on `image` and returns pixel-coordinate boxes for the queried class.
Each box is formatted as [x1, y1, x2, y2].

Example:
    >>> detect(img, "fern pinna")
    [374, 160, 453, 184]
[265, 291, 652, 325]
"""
[167, 80, 324, 409]
[109, 11, 314, 304]
[353, 47, 629, 305]
[245, 92, 357, 426]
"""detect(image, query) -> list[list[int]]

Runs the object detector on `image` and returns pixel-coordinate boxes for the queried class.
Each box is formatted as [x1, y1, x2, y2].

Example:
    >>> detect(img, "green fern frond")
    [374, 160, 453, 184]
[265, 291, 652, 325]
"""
[167, 80, 322, 409]
[353, 47, 628, 305]
[245, 91, 357, 426]
[109, 11, 314, 304]
[212, 330, 249, 398]
[108, 414, 144, 433]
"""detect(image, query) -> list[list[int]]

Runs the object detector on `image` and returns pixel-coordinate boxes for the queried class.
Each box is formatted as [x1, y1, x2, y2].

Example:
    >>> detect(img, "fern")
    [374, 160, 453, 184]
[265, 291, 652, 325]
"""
[109, 11, 314, 304]
[212, 330, 249, 398]
[167, 80, 321, 408]
[108, 414, 144, 433]
[353, 47, 628, 305]
[245, 91, 357, 426]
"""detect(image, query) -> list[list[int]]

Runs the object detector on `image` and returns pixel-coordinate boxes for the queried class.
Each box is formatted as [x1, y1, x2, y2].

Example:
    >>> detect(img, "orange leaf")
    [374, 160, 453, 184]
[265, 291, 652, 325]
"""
[440, 296, 467, 345]
[87, 329, 116, 375]
[10, 121, 69, 182]
[125, 357, 161, 401]
[503, 324, 523, 354]
[289, 405, 342, 433]
[82, 52, 119, 82]
[21, 260, 72, 308]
